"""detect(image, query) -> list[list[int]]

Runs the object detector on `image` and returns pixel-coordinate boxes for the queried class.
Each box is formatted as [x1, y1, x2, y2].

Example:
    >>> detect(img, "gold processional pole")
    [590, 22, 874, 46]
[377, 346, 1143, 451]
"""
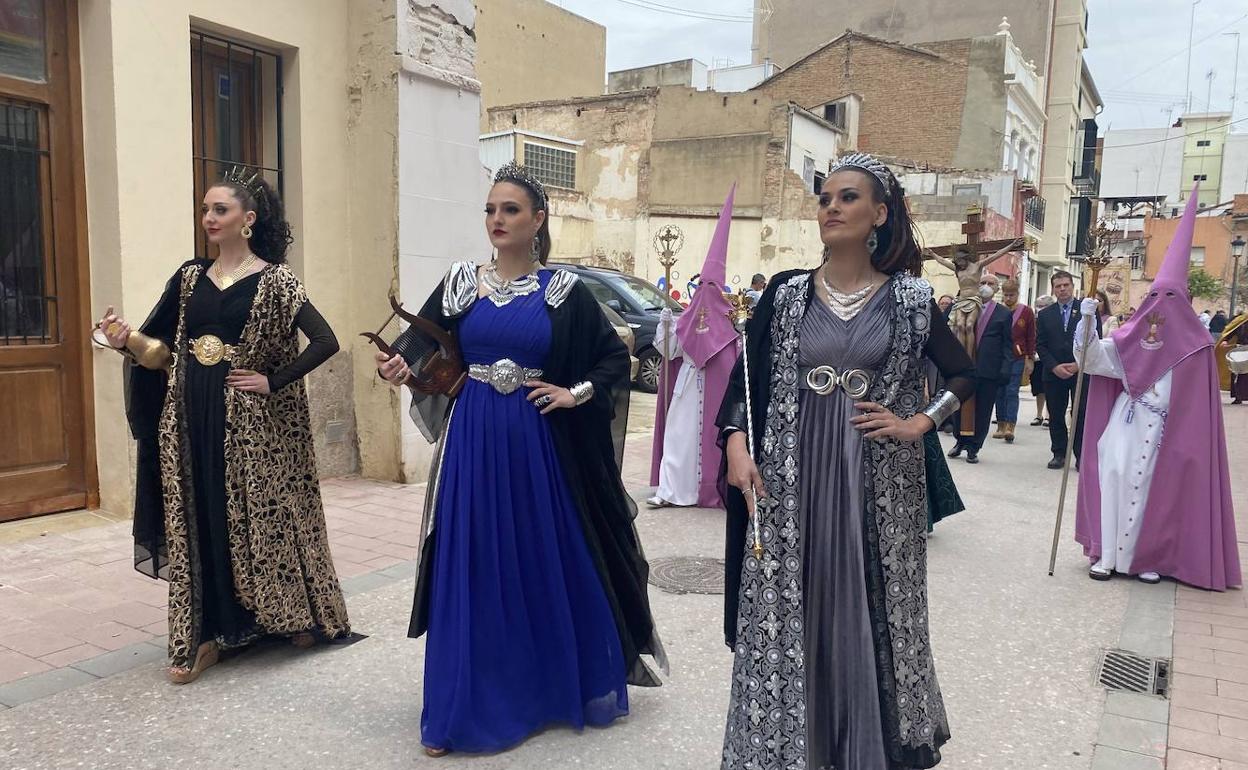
[653, 225, 684, 426]
[1048, 220, 1117, 576]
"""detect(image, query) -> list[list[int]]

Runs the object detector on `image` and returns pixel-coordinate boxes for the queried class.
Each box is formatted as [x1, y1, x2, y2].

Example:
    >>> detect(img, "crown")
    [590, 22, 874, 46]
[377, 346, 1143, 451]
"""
[828, 152, 895, 199]
[494, 162, 548, 210]
[222, 165, 271, 213]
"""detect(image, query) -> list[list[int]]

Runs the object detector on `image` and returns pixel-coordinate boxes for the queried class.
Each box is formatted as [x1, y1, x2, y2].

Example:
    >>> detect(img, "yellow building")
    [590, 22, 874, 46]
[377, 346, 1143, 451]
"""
[474, 0, 606, 129]
[0, 0, 487, 522]
[1180, 113, 1232, 208]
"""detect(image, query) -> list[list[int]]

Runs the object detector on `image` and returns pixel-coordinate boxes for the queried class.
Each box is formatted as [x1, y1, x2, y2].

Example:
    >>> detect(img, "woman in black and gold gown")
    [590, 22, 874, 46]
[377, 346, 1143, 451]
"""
[98, 169, 350, 683]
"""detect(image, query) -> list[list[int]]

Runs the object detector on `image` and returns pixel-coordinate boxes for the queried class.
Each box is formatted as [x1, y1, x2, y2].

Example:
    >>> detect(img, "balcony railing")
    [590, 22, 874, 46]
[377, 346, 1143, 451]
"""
[1072, 163, 1100, 198]
[1023, 196, 1046, 231]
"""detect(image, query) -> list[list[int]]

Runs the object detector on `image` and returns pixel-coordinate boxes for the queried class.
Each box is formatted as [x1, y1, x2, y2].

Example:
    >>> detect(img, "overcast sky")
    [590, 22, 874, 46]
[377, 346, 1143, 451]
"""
[546, 0, 1248, 134]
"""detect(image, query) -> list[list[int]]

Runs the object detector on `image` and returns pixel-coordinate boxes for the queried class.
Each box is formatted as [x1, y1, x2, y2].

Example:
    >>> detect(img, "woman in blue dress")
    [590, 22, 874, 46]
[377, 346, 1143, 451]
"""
[377, 163, 666, 757]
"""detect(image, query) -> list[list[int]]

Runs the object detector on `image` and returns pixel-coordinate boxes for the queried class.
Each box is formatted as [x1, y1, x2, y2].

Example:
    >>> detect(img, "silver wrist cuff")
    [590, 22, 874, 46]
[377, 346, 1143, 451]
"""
[571, 381, 594, 406]
[922, 390, 961, 426]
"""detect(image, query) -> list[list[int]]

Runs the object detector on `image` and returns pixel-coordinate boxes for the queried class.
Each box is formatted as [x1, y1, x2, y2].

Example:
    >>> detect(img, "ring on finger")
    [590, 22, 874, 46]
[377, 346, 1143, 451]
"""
[534, 395, 553, 408]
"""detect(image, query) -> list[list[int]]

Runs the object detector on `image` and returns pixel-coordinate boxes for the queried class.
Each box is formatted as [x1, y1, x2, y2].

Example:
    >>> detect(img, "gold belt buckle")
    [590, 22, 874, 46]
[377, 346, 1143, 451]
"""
[191, 335, 227, 366]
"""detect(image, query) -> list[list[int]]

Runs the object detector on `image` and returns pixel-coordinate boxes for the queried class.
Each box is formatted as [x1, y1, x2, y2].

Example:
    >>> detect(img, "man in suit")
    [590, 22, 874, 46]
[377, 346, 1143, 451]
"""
[947, 273, 1015, 463]
[1035, 270, 1100, 470]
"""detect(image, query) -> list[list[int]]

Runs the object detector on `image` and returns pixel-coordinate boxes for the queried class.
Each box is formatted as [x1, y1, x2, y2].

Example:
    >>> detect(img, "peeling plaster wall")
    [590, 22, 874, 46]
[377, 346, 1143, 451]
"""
[397, 0, 491, 482]
[487, 92, 657, 273]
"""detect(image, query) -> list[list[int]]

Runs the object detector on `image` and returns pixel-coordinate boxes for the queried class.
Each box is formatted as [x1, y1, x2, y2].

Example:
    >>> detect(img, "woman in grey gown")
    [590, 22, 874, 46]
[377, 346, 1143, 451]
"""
[717, 153, 975, 769]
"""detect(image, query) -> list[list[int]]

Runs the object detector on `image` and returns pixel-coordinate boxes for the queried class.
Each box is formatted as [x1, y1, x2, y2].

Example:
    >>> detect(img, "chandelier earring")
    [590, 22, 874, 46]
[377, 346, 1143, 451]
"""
[531, 233, 542, 262]
[866, 227, 879, 255]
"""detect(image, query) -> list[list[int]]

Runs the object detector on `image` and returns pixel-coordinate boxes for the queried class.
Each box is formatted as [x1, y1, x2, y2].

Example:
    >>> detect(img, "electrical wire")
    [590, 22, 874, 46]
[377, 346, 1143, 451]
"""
[611, 0, 752, 23]
[1106, 11, 1248, 91]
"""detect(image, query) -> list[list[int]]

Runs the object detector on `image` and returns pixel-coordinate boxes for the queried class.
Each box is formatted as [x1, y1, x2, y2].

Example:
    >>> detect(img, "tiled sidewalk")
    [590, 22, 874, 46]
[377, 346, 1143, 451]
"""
[1160, 398, 1248, 769]
[0, 399, 660, 708]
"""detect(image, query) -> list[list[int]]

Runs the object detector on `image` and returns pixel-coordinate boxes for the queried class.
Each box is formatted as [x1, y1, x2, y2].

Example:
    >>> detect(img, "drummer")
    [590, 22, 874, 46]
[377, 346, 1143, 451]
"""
[1224, 313, 1248, 404]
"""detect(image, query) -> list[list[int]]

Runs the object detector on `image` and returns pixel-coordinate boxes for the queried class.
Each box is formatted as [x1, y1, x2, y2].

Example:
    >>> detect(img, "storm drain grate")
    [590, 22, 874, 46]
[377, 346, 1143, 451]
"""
[1095, 649, 1170, 697]
[647, 557, 725, 595]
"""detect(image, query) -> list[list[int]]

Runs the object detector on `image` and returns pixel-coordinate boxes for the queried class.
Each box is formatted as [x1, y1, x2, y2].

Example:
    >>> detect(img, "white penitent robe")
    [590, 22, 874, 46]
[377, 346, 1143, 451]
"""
[1076, 319, 1172, 573]
[654, 318, 702, 506]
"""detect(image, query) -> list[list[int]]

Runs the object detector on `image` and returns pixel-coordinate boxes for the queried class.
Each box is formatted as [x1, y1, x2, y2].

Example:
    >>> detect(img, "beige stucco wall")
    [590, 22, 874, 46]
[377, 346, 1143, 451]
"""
[80, 0, 401, 515]
[474, 0, 605, 129]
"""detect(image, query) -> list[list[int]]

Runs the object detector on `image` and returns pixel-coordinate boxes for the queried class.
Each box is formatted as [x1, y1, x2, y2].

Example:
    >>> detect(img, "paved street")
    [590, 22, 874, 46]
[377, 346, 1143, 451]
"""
[0, 392, 1242, 768]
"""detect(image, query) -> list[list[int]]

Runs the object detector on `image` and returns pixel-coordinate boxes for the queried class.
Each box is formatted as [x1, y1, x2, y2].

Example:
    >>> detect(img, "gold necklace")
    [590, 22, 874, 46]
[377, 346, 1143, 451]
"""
[215, 253, 257, 288]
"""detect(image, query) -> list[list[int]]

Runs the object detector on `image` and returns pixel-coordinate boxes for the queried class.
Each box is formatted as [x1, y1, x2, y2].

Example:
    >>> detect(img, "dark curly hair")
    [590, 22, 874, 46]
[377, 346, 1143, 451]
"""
[215, 175, 293, 264]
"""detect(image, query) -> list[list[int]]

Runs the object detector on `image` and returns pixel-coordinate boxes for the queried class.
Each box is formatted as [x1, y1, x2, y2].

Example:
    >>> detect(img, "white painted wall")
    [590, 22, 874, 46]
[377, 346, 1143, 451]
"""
[397, 0, 492, 481]
[1100, 127, 1185, 203]
[788, 111, 843, 193]
[1221, 134, 1248, 203]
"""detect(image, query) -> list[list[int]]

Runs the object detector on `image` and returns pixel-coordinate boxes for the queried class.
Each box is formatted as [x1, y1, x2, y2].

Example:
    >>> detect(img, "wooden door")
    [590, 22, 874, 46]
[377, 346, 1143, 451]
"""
[0, 0, 93, 521]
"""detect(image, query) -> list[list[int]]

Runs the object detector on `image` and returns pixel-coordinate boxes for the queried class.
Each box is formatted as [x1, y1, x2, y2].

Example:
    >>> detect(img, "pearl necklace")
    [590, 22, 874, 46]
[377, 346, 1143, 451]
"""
[482, 262, 541, 307]
[820, 269, 875, 321]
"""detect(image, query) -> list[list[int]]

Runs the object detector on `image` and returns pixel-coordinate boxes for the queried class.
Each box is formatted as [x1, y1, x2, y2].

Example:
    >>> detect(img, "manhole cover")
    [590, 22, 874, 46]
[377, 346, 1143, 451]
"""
[648, 556, 725, 595]
[1095, 649, 1169, 697]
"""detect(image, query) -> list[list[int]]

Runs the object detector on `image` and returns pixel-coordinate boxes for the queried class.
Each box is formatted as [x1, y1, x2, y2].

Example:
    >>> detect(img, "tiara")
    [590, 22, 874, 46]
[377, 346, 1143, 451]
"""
[494, 162, 548, 210]
[222, 165, 271, 213]
[828, 153, 894, 199]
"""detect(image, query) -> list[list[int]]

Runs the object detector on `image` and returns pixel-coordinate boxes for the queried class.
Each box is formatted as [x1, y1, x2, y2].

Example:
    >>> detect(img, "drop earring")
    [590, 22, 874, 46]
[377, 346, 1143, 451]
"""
[241, 224, 253, 239]
[531, 234, 541, 262]
[866, 228, 879, 255]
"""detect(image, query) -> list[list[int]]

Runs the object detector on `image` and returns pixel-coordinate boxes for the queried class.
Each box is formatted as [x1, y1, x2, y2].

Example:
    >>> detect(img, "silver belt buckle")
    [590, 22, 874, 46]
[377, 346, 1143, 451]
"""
[487, 359, 524, 395]
[805, 365, 871, 399]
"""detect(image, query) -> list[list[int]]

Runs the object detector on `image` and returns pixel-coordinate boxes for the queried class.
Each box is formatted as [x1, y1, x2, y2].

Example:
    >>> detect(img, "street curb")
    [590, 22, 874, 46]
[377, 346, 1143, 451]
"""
[1089, 580, 1176, 769]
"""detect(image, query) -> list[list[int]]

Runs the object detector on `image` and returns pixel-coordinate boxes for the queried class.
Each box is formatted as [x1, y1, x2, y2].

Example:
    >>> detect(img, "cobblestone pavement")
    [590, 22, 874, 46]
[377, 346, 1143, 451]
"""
[0, 392, 1241, 768]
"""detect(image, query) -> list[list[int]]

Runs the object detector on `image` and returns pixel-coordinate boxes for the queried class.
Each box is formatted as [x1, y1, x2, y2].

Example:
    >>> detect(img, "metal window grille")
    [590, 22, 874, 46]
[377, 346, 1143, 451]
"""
[0, 98, 56, 345]
[191, 31, 283, 258]
[523, 142, 576, 190]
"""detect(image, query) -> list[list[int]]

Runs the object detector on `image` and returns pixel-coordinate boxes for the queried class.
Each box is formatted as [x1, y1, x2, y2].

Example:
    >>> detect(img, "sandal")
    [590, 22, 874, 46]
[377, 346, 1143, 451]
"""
[424, 747, 450, 758]
[168, 641, 220, 685]
[291, 632, 316, 649]
[1030, 417, 1044, 426]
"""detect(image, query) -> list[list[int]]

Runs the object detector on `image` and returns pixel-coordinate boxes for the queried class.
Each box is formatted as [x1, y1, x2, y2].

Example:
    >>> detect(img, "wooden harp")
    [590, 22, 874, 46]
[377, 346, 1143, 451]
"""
[361, 295, 466, 397]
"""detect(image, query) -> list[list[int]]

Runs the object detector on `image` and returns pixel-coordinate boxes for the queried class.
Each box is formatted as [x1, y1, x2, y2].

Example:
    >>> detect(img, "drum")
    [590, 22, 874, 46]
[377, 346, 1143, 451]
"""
[1227, 346, 1248, 375]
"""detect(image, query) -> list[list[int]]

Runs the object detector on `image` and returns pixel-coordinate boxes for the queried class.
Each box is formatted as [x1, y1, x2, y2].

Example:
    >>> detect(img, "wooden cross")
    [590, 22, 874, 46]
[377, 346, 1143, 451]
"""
[924, 204, 1022, 262]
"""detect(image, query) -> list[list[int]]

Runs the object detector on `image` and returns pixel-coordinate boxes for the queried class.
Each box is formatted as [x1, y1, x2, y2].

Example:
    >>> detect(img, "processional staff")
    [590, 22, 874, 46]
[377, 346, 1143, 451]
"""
[728, 290, 764, 559]
[1047, 221, 1117, 576]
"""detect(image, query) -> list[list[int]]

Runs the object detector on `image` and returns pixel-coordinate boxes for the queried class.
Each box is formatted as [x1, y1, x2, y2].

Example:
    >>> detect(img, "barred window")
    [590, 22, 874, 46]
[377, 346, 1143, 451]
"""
[523, 142, 576, 190]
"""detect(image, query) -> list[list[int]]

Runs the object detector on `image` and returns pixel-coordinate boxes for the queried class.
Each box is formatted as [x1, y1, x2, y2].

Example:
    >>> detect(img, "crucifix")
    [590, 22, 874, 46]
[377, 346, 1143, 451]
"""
[923, 204, 1028, 286]
[924, 205, 1027, 443]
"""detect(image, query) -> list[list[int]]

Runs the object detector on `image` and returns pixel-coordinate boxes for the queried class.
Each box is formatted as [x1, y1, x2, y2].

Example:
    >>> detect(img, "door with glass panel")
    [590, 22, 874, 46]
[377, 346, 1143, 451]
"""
[0, 0, 92, 521]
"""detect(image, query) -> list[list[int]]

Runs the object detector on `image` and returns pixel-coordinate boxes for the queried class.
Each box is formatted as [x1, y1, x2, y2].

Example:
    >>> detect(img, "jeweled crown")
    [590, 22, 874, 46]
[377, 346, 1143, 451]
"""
[222, 165, 271, 213]
[494, 162, 548, 211]
[828, 152, 895, 199]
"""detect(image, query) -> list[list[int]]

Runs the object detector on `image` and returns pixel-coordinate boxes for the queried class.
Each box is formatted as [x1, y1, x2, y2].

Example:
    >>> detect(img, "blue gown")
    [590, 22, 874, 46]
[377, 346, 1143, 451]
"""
[421, 272, 629, 753]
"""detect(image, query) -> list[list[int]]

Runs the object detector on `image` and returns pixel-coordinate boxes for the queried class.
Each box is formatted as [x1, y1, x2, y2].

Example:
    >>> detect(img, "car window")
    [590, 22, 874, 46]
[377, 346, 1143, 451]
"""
[579, 275, 621, 306]
[609, 274, 683, 312]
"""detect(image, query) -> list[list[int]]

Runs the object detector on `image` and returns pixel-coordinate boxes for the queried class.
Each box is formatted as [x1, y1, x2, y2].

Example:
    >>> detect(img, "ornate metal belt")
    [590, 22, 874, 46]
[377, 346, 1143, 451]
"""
[799, 365, 871, 399]
[468, 359, 543, 395]
[189, 335, 237, 367]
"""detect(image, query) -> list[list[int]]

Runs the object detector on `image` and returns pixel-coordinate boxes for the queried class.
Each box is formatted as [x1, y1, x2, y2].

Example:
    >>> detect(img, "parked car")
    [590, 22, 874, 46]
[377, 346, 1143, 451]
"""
[598, 301, 640, 382]
[551, 263, 683, 392]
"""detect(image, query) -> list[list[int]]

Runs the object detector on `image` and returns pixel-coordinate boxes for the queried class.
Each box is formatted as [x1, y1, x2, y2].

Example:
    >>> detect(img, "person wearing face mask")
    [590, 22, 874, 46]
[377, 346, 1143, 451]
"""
[946, 273, 1014, 463]
[378, 162, 666, 756]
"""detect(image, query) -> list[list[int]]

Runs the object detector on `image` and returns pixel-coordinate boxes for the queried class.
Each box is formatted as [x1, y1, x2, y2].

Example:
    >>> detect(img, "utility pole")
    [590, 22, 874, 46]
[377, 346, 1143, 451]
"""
[1186, 0, 1202, 113]
[1225, 32, 1241, 125]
